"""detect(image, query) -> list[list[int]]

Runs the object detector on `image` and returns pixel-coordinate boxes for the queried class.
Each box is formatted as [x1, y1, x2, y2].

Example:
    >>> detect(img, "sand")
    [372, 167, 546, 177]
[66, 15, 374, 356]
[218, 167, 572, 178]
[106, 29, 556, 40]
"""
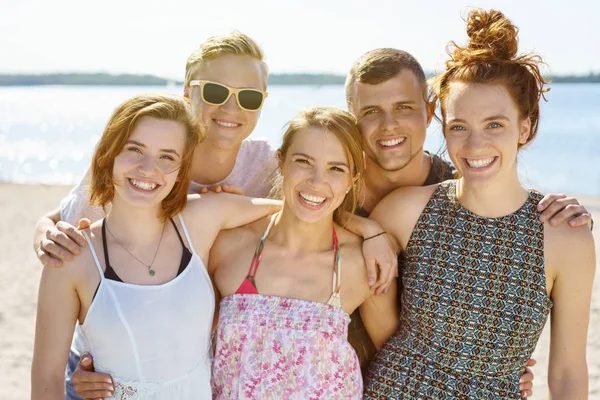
[1, 183, 598, 400]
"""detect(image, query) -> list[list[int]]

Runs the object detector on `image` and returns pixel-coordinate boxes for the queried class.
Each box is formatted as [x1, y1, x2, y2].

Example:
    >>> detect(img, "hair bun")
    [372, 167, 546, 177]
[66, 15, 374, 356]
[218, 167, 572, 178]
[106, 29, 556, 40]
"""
[464, 9, 518, 61]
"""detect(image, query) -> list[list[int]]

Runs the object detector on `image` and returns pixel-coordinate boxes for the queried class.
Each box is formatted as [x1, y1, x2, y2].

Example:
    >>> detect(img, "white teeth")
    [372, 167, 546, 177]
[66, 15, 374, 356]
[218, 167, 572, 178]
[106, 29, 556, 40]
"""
[466, 158, 495, 168]
[130, 179, 157, 191]
[378, 137, 406, 147]
[215, 120, 239, 128]
[299, 192, 326, 205]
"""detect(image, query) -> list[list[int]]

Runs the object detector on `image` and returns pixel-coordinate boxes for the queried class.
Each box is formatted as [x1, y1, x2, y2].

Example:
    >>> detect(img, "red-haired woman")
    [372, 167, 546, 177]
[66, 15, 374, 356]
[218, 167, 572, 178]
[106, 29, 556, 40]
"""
[31, 94, 281, 400]
[364, 9, 595, 399]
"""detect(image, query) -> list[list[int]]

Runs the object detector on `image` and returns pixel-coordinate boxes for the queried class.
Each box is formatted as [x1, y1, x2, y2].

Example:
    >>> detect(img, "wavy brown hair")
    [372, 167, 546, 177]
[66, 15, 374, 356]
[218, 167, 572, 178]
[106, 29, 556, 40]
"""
[89, 94, 204, 220]
[429, 9, 550, 148]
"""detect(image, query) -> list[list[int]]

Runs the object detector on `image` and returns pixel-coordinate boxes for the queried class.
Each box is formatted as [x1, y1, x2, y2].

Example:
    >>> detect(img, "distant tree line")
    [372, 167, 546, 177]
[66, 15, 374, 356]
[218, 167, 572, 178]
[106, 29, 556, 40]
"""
[0, 72, 598, 86]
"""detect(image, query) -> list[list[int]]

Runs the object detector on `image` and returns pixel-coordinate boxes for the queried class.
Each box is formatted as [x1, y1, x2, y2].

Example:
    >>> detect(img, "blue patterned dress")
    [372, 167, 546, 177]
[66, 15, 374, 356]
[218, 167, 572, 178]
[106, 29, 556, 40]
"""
[364, 180, 553, 399]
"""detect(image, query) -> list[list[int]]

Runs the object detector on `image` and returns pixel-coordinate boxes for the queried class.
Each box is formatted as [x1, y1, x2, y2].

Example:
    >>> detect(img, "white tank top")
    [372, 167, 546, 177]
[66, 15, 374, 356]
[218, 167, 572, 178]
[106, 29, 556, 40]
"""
[79, 214, 214, 399]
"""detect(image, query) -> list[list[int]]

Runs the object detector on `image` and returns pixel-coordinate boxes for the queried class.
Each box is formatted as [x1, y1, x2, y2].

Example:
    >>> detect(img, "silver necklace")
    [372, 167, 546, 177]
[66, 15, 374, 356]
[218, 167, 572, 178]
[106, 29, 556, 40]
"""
[104, 219, 166, 276]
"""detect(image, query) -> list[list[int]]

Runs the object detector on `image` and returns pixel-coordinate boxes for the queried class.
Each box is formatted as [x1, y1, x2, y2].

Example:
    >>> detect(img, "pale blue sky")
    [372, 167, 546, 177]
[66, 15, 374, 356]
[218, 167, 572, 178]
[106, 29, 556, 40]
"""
[2, 0, 599, 79]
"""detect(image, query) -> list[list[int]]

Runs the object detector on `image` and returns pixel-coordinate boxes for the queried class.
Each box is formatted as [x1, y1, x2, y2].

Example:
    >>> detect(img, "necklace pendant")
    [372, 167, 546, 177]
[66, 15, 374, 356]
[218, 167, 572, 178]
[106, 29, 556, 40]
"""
[149, 268, 156, 276]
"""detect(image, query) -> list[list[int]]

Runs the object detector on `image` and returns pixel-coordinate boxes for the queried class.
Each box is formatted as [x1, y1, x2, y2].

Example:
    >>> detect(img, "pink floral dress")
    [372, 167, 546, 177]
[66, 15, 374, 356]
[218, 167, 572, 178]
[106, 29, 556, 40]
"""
[211, 217, 363, 399]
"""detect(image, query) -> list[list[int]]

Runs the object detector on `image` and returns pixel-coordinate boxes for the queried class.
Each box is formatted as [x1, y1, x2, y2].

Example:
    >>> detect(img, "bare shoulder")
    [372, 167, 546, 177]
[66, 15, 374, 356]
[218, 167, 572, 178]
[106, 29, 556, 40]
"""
[545, 221, 596, 275]
[208, 216, 270, 272]
[46, 225, 100, 285]
[376, 183, 439, 215]
[335, 226, 370, 293]
[371, 183, 440, 249]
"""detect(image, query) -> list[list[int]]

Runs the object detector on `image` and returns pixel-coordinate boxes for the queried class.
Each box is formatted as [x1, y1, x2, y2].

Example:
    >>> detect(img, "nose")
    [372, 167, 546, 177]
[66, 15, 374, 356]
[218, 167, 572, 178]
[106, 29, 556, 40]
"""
[220, 92, 241, 112]
[308, 166, 327, 187]
[465, 130, 489, 152]
[381, 110, 399, 132]
[137, 154, 157, 176]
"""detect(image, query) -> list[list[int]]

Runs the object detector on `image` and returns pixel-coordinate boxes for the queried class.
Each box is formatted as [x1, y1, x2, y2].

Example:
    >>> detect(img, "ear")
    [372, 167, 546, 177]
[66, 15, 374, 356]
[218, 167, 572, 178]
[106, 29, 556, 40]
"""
[518, 117, 531, 145]
[183, 86, 190, 99]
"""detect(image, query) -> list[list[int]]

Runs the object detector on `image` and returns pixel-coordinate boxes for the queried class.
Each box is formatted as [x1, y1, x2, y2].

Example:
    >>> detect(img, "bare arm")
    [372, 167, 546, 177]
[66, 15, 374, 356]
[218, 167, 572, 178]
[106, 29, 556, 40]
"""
[344, 213, 398, 294]
[31, 264, 81, 399]
[360, 278, 399, 350]
[546, 225, 595, 399]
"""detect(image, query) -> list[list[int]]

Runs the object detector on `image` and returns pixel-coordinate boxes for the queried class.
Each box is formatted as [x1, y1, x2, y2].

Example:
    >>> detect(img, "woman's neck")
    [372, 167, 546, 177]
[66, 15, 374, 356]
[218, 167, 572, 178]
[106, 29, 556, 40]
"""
[457, 171, 529, 218]
[104, 196, 165, 245]
[268, 206, 335, 254]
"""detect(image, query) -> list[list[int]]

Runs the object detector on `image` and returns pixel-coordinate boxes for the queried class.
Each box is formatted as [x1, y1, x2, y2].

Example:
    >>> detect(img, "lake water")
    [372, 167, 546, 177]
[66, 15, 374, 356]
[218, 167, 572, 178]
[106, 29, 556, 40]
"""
[0, 84, 599, 196]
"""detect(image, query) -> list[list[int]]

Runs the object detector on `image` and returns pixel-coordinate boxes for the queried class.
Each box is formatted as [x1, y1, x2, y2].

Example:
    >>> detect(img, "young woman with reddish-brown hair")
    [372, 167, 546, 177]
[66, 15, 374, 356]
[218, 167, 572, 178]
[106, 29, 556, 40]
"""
[31, 94, 281, 400]
[363, 9, 595, 399]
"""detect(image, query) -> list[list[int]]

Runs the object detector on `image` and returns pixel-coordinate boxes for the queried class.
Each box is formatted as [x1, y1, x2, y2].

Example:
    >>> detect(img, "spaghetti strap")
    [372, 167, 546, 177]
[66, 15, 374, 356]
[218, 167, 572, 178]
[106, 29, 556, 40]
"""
[177, 214, 197, 255]
[235, 215, 278, 295]
[82, 229, 104, 278]
[326, 226, 342, 308]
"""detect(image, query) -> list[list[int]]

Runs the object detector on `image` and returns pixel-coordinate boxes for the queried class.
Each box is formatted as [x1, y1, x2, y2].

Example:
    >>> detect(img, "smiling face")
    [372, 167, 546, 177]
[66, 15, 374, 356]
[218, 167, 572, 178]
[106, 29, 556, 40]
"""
[112, 116, 186, 210]
[351, 69, 430, 172]
[188, 54, 266, 150]
[279, 127, 355, 224]
[443, 81, 531, 187]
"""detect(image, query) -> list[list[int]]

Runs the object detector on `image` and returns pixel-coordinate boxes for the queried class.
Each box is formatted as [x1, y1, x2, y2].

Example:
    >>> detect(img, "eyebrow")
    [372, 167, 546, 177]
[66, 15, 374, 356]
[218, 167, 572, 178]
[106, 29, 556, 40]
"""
[292, 152, 349, 168]
[359, 100, 417, 113]
[127, 140, 181, 157]
[446, 114, 510, 124]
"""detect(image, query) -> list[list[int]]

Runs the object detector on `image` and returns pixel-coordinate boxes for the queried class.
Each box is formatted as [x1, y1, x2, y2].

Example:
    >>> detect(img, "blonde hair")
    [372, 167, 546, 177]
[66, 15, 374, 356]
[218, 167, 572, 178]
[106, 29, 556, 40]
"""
[429, 9, 550, 148]
[184, 31, 268, 88]
[90, 94, 204, 221]
[271, 107, 364, 226]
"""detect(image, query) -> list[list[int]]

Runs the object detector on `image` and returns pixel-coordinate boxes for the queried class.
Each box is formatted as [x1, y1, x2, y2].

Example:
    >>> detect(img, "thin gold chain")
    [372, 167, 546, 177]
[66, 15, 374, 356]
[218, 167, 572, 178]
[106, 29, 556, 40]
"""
[104, 219, 166, 276]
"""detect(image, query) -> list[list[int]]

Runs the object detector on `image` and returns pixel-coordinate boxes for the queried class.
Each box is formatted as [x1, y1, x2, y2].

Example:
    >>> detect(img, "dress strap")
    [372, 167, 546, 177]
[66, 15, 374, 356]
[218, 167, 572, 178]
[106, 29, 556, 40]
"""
[169, 217, 185, 247]
[176, 214, 197, 254]
[246, 215, 278, 279]
[81, 229, 104, 279]
[326, 226, 342, 308]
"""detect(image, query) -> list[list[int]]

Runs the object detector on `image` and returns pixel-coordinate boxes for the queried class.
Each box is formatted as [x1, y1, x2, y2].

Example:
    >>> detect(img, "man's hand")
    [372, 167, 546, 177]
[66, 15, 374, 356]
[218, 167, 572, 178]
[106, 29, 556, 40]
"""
[538, 193, 593, 229]
[363, 233, 398, 295]
[198, 184, 245, 196]
[35, 220, 87, 268]
[72, 353, 114, 400]
[520, 358, 536, 398]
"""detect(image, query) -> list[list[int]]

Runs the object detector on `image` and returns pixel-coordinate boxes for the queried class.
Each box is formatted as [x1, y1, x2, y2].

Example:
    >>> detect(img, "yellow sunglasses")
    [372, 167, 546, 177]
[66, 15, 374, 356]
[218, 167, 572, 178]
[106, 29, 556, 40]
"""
[188, 80, 268, 111]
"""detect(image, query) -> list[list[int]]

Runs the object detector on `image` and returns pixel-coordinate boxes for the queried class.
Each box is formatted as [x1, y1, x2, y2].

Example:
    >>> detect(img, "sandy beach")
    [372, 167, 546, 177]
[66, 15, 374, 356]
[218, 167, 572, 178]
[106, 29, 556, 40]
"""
[1, 182, 598, 400]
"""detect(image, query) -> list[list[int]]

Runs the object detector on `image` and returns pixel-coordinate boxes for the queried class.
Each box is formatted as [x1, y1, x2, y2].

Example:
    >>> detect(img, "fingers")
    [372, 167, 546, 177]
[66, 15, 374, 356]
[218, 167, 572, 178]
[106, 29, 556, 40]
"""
[526, 358, 537, 367]
[56, 221, 87, 247]
[519, 366, 534, 398]
[43, 225, 83, 260]
[73, 384, 115, 400]
[222, 185, 245, 196]
[40, 237, 75, 262]
[365, 259, 377, 288]
[36, 246, 63, 267]
[79, 353, 95, 371]
[537, 193, 566, 212]
[72, 357, 114, 399]
[538, 195, 588, 226]
[375, 259, 397, 295]
[568, 213, 593, 228]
